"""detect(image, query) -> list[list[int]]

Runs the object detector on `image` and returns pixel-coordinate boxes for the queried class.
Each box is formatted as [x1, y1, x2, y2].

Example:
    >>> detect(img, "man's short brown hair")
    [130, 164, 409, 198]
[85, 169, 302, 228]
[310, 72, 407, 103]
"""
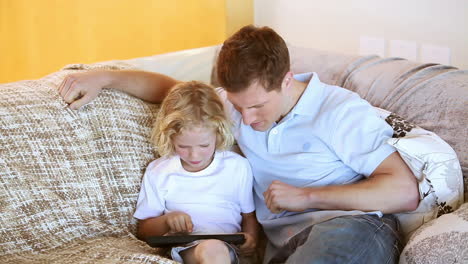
[216, 25, 290, 93]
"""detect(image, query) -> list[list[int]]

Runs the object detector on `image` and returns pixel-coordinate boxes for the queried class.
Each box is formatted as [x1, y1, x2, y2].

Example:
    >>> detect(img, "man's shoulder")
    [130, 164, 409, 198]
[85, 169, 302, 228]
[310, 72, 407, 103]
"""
[320, 85, 369, 117]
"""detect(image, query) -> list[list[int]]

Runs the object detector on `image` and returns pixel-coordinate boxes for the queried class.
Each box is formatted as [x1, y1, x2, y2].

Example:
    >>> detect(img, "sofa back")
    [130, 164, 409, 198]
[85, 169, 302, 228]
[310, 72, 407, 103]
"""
[1, 45, 465, 259]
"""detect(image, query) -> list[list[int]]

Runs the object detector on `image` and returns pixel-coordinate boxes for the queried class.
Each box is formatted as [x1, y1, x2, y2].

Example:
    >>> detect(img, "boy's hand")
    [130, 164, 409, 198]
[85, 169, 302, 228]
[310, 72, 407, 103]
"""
[238, 232, 257, 256]
[165, 211, 193, 234]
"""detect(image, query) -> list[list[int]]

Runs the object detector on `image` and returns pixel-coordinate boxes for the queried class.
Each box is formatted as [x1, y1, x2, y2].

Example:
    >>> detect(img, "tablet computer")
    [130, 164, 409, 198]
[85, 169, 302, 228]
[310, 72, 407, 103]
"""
[145, 234, 245, 248]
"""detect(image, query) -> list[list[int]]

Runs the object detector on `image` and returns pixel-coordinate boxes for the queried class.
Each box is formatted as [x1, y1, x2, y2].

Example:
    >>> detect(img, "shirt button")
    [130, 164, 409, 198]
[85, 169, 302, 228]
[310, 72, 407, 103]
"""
[272, 129, 278, 135]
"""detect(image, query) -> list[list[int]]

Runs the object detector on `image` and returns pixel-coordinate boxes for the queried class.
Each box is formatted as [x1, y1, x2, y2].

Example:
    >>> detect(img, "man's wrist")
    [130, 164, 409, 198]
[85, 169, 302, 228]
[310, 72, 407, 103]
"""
[305, 187, 320, 209]
[100, 70, 117, 89]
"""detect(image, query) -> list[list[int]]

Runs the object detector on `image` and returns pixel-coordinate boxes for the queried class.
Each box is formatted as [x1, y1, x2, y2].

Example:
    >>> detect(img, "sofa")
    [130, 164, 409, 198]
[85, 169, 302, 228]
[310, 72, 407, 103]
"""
[1, 45, 466, 264]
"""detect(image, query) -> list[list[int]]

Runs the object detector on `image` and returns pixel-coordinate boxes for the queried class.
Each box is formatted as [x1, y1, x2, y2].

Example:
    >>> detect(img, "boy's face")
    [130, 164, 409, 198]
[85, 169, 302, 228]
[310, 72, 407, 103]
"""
[173, 125, 217, 172]
[226, 80, 288, 132]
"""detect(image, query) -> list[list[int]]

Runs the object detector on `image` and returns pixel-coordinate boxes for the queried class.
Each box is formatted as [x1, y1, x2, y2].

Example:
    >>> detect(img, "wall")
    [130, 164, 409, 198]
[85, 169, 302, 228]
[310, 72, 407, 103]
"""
[254, 0, 468, 69]
[226, 0, 254, 38]
[0, 0, 253, 84]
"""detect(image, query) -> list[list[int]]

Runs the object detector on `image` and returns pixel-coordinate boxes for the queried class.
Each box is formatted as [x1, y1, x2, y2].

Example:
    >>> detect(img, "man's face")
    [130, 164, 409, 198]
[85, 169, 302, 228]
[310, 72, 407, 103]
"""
[226, 81, 287, 131]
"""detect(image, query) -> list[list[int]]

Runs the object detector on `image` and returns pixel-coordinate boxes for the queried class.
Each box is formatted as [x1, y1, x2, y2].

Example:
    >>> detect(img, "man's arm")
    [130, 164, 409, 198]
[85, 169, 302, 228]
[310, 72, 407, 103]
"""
[263, 152, 419, 214]
[58, 70, 180, 109]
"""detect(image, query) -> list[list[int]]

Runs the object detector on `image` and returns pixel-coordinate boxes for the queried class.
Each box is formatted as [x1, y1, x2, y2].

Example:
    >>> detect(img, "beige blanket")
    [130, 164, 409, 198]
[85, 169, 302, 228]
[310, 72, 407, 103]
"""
[0, 63, 175, 263]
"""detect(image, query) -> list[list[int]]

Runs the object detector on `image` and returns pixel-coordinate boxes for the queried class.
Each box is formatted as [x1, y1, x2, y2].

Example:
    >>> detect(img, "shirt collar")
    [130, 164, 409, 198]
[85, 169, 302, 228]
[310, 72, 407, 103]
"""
[290, 72, 324, 116]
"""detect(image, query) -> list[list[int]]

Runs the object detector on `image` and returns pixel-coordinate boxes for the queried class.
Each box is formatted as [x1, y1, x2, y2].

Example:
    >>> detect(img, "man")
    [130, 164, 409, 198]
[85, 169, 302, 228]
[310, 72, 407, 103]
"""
[59, 25, 419, 263]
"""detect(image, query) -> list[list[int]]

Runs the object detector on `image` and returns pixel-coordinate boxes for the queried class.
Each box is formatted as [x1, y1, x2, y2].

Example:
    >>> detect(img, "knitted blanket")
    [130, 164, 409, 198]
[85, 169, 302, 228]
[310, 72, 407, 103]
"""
[0, 62, 175, 263]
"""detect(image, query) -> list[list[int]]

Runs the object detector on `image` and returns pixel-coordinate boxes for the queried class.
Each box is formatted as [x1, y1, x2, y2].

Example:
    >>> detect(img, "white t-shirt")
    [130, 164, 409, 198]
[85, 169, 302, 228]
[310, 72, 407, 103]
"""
[133, 151, 255, 234]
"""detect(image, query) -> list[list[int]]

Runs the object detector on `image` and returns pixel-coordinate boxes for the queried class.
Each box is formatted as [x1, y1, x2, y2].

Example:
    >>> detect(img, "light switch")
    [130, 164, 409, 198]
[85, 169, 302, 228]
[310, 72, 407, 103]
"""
[359, 36, 385, 57]
[420, 44, 451, 65]
[389, 40, 418, 61]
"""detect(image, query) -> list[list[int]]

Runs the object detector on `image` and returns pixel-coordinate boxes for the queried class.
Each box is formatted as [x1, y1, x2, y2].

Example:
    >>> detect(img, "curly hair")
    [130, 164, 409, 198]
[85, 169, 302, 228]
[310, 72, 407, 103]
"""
[216, 25, 290, 93]
[152, 81, 234, 157]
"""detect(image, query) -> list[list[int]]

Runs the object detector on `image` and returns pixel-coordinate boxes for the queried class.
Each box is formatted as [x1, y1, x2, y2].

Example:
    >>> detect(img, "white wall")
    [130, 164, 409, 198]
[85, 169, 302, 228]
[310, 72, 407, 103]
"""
[255, 0, 468, 69]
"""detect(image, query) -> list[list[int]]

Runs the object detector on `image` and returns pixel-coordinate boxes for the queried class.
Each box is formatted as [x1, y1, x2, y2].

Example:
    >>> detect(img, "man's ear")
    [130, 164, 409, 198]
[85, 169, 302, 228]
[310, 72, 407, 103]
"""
[281, 71, 294, 91]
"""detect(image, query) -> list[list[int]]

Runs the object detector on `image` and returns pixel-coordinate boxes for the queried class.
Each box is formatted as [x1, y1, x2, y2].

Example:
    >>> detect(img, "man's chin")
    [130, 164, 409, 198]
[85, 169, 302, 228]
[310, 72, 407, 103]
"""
[251, 122, 270, 131]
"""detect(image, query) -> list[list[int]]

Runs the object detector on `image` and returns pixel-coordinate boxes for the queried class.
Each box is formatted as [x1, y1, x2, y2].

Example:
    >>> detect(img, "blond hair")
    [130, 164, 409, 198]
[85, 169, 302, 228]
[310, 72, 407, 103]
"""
[152, 81, 234, 157]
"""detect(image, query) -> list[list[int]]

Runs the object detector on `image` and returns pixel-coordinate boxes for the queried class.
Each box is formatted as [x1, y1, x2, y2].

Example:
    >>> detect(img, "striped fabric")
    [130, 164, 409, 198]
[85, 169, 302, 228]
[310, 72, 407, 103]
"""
[0, 63, 175, 263]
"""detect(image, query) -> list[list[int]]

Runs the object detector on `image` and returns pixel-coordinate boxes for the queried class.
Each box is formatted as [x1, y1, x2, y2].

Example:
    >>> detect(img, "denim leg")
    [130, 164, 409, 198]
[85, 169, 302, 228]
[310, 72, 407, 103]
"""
[274, 214, 402, 264]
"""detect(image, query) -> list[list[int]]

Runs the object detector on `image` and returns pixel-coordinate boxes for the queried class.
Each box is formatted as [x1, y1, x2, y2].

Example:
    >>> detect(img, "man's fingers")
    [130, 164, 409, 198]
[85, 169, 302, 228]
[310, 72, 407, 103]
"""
[68, 95, 91, 110]
[58, 76, 68, 94]
[59, 75, 75, 97]
[264, 189, 283, 213]
[63, 80, 82, 104]
[263, 190, 274, 211]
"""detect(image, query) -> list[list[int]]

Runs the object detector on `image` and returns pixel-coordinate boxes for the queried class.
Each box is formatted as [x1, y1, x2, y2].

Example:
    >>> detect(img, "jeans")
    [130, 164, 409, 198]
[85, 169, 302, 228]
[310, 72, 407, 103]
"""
[269, 214, 402, 264]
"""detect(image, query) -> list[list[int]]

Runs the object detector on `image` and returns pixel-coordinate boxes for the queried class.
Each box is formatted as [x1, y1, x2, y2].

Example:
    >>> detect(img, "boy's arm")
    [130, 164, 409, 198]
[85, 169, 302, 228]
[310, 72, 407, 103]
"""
[137, 211, 193, 240]
[58, 70, 180, 110]
[137, 215, 171, 240]
[239, 211, 259, 256]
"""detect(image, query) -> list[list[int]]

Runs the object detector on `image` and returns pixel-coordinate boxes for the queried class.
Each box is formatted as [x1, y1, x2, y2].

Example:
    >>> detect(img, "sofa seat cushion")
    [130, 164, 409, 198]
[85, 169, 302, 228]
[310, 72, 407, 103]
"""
[1, 236, 175, 264]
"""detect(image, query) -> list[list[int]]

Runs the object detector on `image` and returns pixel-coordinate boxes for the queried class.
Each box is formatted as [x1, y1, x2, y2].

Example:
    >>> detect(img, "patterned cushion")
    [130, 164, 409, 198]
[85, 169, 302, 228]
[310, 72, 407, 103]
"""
[376, 108, 464, 240]
[399, 203, 468, 264]
[0, 64, 175, 263]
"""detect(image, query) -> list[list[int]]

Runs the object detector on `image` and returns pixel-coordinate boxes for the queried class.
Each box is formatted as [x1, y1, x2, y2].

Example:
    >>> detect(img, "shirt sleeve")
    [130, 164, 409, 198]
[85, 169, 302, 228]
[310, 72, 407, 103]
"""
[133, 160, 166, 220]
[237, 158, 255, 214]
[330, 94, 396, 177]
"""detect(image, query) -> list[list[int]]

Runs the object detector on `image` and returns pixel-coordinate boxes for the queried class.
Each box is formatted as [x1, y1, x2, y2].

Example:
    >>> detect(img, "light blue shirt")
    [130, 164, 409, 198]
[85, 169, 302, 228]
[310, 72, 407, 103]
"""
[219, 73, 396, 222]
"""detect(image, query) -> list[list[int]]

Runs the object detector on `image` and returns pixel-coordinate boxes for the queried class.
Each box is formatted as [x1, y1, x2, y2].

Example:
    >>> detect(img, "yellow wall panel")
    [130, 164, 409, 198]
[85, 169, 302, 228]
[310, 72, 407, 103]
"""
[226, 0, 253, 38]
[0, 0, 230, 83]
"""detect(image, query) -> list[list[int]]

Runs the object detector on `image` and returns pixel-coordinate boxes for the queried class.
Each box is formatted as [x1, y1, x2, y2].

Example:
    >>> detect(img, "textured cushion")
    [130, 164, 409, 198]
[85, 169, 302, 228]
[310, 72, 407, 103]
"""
[0, 63, 174, 263]
[376, 108, 464, 240]
[399, 203, 468, 264]
[0, 236, 172, 264]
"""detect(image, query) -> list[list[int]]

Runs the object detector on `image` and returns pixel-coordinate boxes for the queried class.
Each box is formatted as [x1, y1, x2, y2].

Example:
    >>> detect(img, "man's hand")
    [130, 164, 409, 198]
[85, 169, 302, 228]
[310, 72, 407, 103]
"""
[58, 71, 110, 110]
[165, 211, 193, 234]
[238, 232, 257, 256]
[263, 180, 312, 214]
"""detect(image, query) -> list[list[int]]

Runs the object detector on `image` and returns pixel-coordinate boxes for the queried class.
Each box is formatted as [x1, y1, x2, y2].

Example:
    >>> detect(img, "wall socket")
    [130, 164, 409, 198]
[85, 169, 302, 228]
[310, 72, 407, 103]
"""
[359, 36, 452, 65]
[359, 36, 385, 57]
[389, 40, 418, 61]
[420, 44, 451, 65]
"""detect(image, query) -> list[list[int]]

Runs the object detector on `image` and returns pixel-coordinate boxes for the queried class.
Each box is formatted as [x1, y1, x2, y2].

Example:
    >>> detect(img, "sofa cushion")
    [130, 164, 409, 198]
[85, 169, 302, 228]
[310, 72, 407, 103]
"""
[399, 203, 468, 264]
[0, 63, 167, 262]
[375, 108, 464, 240]
[0, 236, 175, 264]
